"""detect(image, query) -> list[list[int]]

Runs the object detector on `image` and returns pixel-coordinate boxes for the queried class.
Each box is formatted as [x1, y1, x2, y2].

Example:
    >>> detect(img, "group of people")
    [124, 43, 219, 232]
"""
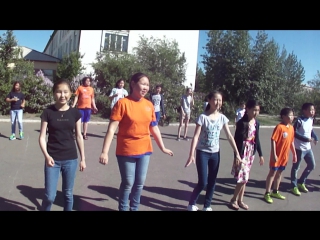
[185, 94, 318, 211]
[5, 73, 318, 211]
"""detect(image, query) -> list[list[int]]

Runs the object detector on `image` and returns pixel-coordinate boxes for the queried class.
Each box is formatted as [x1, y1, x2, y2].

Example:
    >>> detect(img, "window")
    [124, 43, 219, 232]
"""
[104, 32, 129, 53]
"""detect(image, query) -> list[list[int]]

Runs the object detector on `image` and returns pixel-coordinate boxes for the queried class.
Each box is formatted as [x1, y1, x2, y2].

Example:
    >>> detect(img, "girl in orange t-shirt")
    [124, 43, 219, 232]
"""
[99, 72, 173, 211]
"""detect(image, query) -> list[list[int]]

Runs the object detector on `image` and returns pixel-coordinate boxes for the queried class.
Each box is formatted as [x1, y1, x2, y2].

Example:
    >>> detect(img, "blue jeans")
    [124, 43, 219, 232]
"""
[116, 155, 150, 211]
[290, 149, 316, 188]
[10, 109, 23, 134]
[42, 159, 78, 211]
[155, 111, 161, 123]
[188, 150, 220, 208]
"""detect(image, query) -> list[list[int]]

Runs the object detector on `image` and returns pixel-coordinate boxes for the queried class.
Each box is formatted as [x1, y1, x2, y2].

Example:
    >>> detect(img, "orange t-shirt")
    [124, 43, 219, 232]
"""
[270, 123, 294, 167]
[74, 86, 94, 109]
[111, 95, 157, 157]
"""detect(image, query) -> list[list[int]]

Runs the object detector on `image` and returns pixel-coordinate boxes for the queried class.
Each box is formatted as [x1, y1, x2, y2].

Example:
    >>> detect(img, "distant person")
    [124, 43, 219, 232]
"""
[149, 84, 166, 124]
[185, 91, 242, 211]
[177, 88, 194, 141]
[109, 78, 129, 110]
[234, 102, 246, 128]
[290, 103, 318, 196]
[230, 99, 264, 210]
[99, 72, 173, 211]
[39, 79, 86, 211]
[264, 107, 297, 204]
[72, 76, 98, 140]
[5, 81, 25, 140]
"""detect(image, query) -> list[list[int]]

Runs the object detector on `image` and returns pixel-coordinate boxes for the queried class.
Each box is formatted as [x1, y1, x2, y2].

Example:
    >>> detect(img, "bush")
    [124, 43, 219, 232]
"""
[95, 94, 111, 118]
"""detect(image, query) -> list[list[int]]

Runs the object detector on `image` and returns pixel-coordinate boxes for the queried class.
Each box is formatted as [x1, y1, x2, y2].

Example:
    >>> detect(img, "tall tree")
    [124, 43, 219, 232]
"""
[56, 51, 85, 82]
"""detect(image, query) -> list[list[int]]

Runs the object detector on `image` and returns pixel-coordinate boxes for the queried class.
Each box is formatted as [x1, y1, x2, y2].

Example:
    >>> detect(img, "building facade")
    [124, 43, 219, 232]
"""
[43, 30, 199, 88]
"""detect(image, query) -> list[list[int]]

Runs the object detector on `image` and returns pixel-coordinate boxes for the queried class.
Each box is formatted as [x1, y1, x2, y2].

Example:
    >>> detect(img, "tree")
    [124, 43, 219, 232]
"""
[0, 30, 40, 114]
[133, 35, 187, 120]
[56, 51, 85, 82]
[92, 36, 188, 120]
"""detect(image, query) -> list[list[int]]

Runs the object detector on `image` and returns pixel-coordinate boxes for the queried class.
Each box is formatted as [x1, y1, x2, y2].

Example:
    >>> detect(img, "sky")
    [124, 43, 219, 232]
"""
[198, 30, 320, 83]
[0, 30, 319, 83]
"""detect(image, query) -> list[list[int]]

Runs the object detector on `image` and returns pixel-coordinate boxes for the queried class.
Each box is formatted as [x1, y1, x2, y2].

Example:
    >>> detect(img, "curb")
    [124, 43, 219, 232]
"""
[2, 118, 318, 129]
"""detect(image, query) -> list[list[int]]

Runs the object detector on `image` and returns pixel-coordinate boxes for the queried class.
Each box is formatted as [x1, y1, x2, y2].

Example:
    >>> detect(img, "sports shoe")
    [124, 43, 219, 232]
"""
[298, 183, 309, 193]
[9, 134, 16, 140]
[202, 207, 213, 211]
[187, 205, 199, 211]
[264, 193, 273, 203]
[291, 187, 301, 196]
[270, 191, 286, 200]
[176, 137, 181, 141]
[19, 131, 24, 139]
[183, 137, 189, 141]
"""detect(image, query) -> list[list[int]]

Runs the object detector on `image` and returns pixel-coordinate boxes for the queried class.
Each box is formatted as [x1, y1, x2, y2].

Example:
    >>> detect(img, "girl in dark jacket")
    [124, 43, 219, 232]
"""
[230, 99, 265, 210]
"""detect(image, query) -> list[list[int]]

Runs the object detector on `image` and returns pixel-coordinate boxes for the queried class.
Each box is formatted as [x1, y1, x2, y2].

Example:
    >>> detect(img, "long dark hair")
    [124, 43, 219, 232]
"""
[115, 78, 125, 88]
[11, 81, 21, 92]
[205, 90, 222, 111]
[236, 99, 260, 140]
[81, 76, 92, 85]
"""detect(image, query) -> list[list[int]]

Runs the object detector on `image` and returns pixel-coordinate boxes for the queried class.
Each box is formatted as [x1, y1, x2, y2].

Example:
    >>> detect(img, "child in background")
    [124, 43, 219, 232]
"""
[230, 99, 264, 210]
[185, 91, 242, 211]
[290, 102, 318, 196]
[264, 107, 297, 204]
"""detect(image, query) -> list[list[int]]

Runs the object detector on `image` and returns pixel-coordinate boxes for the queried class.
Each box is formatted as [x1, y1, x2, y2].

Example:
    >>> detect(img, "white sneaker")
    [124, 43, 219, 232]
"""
[202, 207, 213, 211]
[187, 205, 199, 211]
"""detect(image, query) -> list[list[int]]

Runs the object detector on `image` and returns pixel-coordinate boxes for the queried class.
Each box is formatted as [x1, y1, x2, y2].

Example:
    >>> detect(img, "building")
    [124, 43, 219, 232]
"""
[43, 30, 199, 88]
[6, 46, 61, 81]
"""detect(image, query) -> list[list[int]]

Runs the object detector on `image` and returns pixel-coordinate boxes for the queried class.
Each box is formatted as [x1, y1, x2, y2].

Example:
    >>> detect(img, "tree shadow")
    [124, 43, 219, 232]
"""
[88, 185, 186, 211]
[0, 196, 36, 211]
[16, 185, 111, 211]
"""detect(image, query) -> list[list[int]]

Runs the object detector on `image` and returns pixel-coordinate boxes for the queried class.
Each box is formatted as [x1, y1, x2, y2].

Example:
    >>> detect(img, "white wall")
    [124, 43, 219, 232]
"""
[78, 30, 103, 75]
[127, 30, 199, 88]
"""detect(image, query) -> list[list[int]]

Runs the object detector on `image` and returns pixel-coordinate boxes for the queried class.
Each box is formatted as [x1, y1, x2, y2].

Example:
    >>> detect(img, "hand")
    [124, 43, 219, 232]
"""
[99, 153, 109, 165]
[185, 155, 195, 167]
[93, 107, 98, 113]
[79, 160, 86, 171]
[163, 115, 166, 120]
[113, 93, 118, 97]
[314, 140, 318, 146]
[271, 155, 278, 162]
[292, 155, 297, 163]
[45, 156, 54, 167]
[234, 156, 242, 167]
[162, 148, 173, 156]
[259, 156, 264, 166]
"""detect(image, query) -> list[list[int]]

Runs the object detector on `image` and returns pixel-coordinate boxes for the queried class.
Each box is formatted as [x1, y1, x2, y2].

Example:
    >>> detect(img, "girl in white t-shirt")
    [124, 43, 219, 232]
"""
[109, 79, 129, 109]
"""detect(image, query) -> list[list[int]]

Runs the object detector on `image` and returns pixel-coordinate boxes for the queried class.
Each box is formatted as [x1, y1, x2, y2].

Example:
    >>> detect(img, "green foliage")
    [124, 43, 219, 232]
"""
[201, 30, 306, 115]
[92, 35, 188, 119]
[95, 94, 111, 118]
[0, 30, 54, 115]
[56, 51, 85, 82]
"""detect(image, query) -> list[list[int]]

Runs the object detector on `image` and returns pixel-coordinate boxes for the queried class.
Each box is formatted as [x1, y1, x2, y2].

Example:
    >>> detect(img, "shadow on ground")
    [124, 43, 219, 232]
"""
[16, 185, 112, 211]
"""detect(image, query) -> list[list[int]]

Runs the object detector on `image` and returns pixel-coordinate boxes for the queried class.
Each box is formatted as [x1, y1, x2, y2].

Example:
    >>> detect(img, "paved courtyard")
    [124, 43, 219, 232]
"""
[0, 119, 319, 211]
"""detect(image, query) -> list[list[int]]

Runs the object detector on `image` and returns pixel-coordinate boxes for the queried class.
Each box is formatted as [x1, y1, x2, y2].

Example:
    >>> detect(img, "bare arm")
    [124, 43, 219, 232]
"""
[223, 123, 241, 160]
[72, 95, 78, 108]
[185, 124, 201, 167]
[149, 125, 173, 156]
[290, 141, 297, 163]
[21, 99, 25, 108]
[75, 118, 85, 164]
[271, 139, 277, 161]
[38, 120, 50, 159]
[91, 96, 98, 109]
[101, 120, 119, 154]
[189, 124, 201, 157]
